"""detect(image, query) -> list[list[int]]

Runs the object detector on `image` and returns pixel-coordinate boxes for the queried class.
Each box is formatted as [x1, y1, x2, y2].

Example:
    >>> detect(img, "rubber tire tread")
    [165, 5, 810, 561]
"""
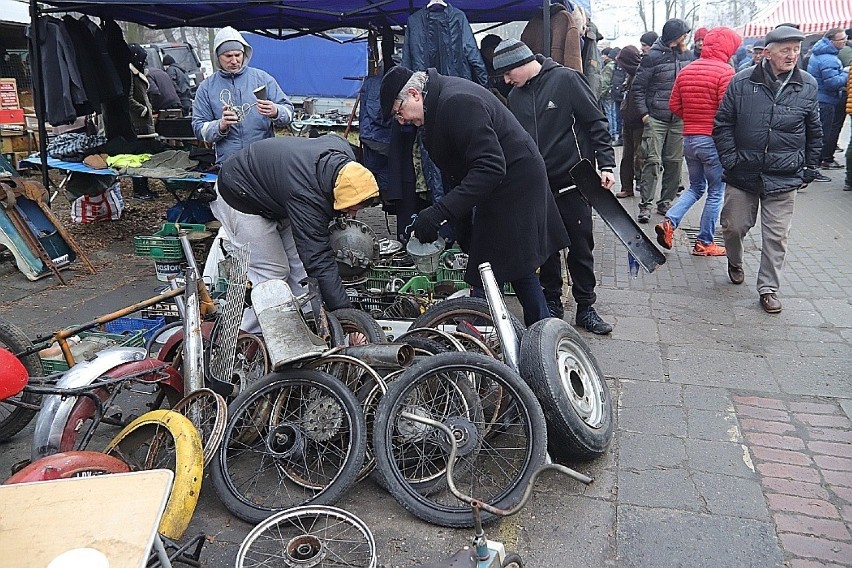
[0, 318, 42, 442]
[374, 351, 547, 527]
[331, 308, 387, 344]
[519, 318, 613, 462]
[210, 368, 367, 524]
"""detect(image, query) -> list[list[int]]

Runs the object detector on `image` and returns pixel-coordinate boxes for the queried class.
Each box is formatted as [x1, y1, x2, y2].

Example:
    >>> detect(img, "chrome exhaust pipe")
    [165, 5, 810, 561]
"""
[182, 266, 205, 394]
[339, 344, 415, 369]
[478, 262, 520, 373]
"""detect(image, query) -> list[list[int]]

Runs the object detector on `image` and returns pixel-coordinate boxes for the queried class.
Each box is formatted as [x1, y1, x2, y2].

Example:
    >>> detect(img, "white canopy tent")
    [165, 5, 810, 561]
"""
[739, 0, 852, 38]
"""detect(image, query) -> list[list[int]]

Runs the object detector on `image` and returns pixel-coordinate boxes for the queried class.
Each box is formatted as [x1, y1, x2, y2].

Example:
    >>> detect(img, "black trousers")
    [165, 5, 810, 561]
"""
[539, 189, 597, 313]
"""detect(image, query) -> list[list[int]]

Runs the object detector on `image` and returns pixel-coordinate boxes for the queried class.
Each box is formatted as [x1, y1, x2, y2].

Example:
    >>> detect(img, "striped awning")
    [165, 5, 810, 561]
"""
[740, 0, 852, 38]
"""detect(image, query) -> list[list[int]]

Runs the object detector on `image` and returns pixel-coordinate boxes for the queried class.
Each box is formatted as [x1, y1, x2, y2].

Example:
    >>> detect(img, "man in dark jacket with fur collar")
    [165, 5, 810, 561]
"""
[714, 26, 822, 314]
[495, 38, 616, 334]
[379, 66, 569, 326]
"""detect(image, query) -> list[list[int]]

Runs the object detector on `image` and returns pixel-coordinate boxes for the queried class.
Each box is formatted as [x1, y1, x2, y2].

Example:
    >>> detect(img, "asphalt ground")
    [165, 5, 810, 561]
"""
[0, 139, 850, 567]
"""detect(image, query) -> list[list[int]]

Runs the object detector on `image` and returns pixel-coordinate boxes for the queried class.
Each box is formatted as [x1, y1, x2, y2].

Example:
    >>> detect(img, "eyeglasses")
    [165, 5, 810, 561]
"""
[392, 98, 406, 120]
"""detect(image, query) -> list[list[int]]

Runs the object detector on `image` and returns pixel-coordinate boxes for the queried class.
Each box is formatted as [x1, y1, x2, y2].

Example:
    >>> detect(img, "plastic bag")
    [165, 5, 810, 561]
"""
[70, 182, 124, 223]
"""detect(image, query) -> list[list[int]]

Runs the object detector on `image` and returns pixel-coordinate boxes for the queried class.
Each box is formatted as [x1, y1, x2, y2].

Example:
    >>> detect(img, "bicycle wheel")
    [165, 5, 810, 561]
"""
[170, 388, 228, 467]
[4, 451, 130, 484]
[394, 328, 466, 353]
[0, 317, 42, 442]
[330, 308, 386, 345]
[222, 332, 270, 398]
[409, 297, 524, 363]
[236, 505, 377, 568]
[103, 409, 204, 540]
[210, 369, 366, 524]
[374, 352, 547, 527]
[519, 318, 613, 462]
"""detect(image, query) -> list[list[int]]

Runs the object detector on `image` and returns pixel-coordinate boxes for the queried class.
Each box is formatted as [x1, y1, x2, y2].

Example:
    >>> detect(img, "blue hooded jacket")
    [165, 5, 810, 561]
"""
[192, 27, 295, 163]
[807, 36, 849, 105]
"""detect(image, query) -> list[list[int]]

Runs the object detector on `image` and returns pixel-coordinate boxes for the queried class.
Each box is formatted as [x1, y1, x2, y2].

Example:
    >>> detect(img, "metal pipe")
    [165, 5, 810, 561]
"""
[28, 0, 51, 194]
[338, 344, 414, 369]
[182, 267, 205, 394]
[477, 262, 520, 373]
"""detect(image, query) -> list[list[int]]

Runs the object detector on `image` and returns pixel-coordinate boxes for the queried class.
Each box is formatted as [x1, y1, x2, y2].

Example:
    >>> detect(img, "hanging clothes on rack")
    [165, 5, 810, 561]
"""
[101, 18, 135, 141]
[29, 17, 90, 126]
[521, 1, 584, 72]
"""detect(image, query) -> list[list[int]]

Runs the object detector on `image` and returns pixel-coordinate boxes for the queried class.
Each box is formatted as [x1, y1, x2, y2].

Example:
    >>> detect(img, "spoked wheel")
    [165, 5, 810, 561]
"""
[395, 328, 465, 353]
[330, 308, 386, 345]
[304, 354, 387, 481]
[0, 318, 42, 442]
[227, 333, 270, 398]
[170, 388, 228, 466]
[210, 369, 366, 524]
[374, 352, 547, 527]
[4, 451, 130, 484]
[236, 505, 377, 568]
[519, 318, 613, 462]
[103, 409, 203, 539]
[409, 297, 524, 363]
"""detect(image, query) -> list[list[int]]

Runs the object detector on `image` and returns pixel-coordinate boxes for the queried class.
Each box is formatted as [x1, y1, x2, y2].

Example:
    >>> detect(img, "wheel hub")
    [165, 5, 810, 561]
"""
[436, 416, 479, 457]
[397, 406, 432, 443]
[303, 396, 343, 442]
[266, 422, 304, 459]
[557, 339, 605, 428]
[284, 534, 325, 567]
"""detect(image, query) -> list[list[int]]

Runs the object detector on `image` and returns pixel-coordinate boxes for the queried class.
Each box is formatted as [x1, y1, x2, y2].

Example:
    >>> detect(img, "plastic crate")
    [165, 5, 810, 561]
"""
[40, 330, 147, 374]
[102, 315, 166, 343]
[365, 266, 418, 292]
[133, 222, 207, 260]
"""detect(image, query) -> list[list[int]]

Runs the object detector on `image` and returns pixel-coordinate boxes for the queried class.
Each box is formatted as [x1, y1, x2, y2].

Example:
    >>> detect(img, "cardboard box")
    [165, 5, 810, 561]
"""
[1, 133, 34, 154]
[0, 109, 25, 125]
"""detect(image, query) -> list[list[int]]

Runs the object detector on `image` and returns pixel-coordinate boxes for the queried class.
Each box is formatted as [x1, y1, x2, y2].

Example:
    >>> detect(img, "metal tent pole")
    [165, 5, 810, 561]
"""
[543, 0, 551, 58]
[28, 0, 51, 199]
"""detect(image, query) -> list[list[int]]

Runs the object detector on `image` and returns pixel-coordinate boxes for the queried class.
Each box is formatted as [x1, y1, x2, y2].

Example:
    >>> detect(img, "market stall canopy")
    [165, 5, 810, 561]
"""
[33, 0, 592, 33]
[739, 0, 852, 38]
[1, 0, 30, 25]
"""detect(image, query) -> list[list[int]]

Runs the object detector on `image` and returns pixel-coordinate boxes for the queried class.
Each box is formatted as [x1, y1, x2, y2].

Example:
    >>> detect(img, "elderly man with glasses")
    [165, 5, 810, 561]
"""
[807, 28, 850, 170]
[380, 66, 569, 326]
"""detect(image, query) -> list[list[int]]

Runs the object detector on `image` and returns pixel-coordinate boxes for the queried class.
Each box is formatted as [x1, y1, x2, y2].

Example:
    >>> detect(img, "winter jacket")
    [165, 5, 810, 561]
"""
[615, 46, 643, 129]
[507, 56, 615, 190]
[129, 64, 154, 135]
[520, 3, 583, 72]
[166, 63, 193, 115]
[420, 69, 569, 285]
[611, 65, 628, 103]
[100, 18, 135, 141]
[713, 62, 822, 195]
[32, 16, 89, 126]
[847, 70, 852, 114]
[670, 27, 741, 136]
[632, 39, 695, 122]
[599, 59, 615, 101]
[192, 27, 295, 164]
[402, 4, 488, 86]
[216, 134, 358, 310]
[807, 36, 849, 105]
[147, 68, 181, 111]
[581, 20, 604, 99]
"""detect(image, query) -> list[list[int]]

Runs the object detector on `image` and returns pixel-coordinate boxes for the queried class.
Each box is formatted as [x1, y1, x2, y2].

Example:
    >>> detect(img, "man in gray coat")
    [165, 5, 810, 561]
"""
[714, 26, 822, 314]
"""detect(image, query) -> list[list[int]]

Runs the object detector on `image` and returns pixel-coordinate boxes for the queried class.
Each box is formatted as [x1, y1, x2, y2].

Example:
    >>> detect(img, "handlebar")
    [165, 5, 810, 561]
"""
[399, 411, 593, 518]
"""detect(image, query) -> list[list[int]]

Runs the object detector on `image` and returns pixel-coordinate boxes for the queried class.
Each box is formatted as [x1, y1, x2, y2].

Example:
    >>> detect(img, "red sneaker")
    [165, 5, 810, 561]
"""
[654, 218, 674, 249]
[691, 241, 726, 256]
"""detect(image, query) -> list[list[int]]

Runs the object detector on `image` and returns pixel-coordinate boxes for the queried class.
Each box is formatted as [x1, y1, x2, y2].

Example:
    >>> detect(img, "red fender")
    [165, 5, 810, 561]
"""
[0, 347, 28, 400]
[58, 358, 184, 453]
[157, 321, 214, 363]
[4, 451, 130, 484]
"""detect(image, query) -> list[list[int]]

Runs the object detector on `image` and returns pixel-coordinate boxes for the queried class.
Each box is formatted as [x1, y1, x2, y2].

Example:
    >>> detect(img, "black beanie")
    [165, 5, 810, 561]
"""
[380, 66, 414, 120]
[640, 31, 658, 47]
[162, 54, 175, 66]
[661, 19, 690, 45]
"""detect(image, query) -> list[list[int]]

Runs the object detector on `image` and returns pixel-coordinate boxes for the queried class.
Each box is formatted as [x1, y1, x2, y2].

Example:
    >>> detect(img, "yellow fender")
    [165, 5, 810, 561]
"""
[104, 409, 204, 540]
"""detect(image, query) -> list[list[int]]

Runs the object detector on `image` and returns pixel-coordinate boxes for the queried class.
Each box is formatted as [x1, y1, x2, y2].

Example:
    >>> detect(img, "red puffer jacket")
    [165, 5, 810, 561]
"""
[669, 27, 742, 136]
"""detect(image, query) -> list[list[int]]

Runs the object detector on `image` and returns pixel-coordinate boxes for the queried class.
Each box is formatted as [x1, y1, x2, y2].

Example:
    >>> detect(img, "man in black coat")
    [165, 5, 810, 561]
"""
[214, 134, 380, 324]
[146, 66, 181, 112]
[380, 66, 569, 326]
[632, 18, 695, 223]
[714, 26, 822, 314]
[162, 54, 192, 116]
[495, 38, 615, 334]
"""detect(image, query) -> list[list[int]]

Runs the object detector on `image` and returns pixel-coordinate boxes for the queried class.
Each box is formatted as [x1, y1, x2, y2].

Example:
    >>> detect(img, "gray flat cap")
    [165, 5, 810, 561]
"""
[765, 26, 805, 44]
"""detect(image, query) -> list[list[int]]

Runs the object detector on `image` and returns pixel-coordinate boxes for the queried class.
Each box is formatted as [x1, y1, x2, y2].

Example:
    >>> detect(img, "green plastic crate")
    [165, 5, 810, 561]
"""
[365, 266, 419, 291]
[133, 222, 207, 260]
[40, 330, 146, 374]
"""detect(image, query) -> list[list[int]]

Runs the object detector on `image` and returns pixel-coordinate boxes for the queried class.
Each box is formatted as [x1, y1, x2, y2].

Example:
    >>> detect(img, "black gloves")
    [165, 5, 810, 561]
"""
[801, 166, 819, 185]
[412, 205, 447, 243]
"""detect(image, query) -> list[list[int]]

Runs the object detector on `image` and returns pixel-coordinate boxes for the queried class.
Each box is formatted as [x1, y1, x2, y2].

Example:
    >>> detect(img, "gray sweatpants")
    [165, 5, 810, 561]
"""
[720, 184, 796, 295]
[210, 195, 308, 333]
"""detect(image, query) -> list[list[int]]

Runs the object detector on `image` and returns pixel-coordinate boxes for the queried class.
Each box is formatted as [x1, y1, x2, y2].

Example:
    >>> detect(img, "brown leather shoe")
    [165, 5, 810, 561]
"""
[760, 293, 782, 314]
[615, 190, 634, 198]
[728, 263, 744, 285]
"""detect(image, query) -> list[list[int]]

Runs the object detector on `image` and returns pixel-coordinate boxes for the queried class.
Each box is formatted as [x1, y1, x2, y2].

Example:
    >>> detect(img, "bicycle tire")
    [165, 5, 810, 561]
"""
[0, 317, 43, 442]
[331, 308, 387, 345]
[170, 388, 228, 467]
[519, 318, 613, 462]
[104, 409, 204, 540]
[210, 368, 366, 524]
[236, 505, 377, 568]
[374, 352, 547, 527]
[409, 297, 524, 363]
[4, 451, 130, 484]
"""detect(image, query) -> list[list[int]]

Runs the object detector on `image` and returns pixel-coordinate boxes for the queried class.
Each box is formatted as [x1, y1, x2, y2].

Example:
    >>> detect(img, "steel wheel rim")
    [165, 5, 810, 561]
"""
[556, 336, 606, 429]
[171, 388, 227, 466]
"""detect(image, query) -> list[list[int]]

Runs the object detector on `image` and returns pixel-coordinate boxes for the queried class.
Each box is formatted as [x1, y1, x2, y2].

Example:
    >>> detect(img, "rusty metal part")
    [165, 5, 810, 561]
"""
[338, 343, 414, 370]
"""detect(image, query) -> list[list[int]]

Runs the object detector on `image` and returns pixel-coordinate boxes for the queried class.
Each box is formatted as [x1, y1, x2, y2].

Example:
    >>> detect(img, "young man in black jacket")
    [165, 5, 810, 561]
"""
[495, 38, 616, 334]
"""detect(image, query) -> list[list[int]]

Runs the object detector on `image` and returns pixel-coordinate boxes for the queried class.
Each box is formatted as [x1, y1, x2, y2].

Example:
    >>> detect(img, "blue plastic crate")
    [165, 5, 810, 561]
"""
[103, 315, 166, 343]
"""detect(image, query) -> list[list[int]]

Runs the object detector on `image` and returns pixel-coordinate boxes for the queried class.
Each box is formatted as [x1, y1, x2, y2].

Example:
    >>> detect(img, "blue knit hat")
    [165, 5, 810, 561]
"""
[492, 39, 535, 74]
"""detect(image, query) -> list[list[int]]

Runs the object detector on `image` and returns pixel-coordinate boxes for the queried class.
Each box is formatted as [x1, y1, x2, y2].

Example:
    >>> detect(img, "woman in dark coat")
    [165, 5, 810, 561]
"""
[380, 67, 569, 326]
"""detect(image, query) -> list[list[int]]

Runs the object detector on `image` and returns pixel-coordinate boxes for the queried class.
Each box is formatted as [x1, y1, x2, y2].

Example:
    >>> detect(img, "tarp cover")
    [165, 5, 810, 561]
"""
[33, 0, 592, 32]
[740, 0, 852, 38]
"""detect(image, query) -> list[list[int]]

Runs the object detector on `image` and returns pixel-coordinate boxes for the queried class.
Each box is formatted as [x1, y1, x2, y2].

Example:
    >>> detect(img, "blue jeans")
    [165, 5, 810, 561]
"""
[667, 135, 725, 245]
[603, 99, 621, 140]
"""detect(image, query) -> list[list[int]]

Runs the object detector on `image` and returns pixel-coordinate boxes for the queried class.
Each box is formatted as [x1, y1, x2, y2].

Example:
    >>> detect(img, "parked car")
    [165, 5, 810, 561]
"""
[142, 42, 204, 93]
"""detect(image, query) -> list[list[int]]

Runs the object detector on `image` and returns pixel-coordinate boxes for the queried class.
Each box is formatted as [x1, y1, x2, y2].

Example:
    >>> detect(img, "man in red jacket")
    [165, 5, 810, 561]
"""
[655, 27, 742, 256]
